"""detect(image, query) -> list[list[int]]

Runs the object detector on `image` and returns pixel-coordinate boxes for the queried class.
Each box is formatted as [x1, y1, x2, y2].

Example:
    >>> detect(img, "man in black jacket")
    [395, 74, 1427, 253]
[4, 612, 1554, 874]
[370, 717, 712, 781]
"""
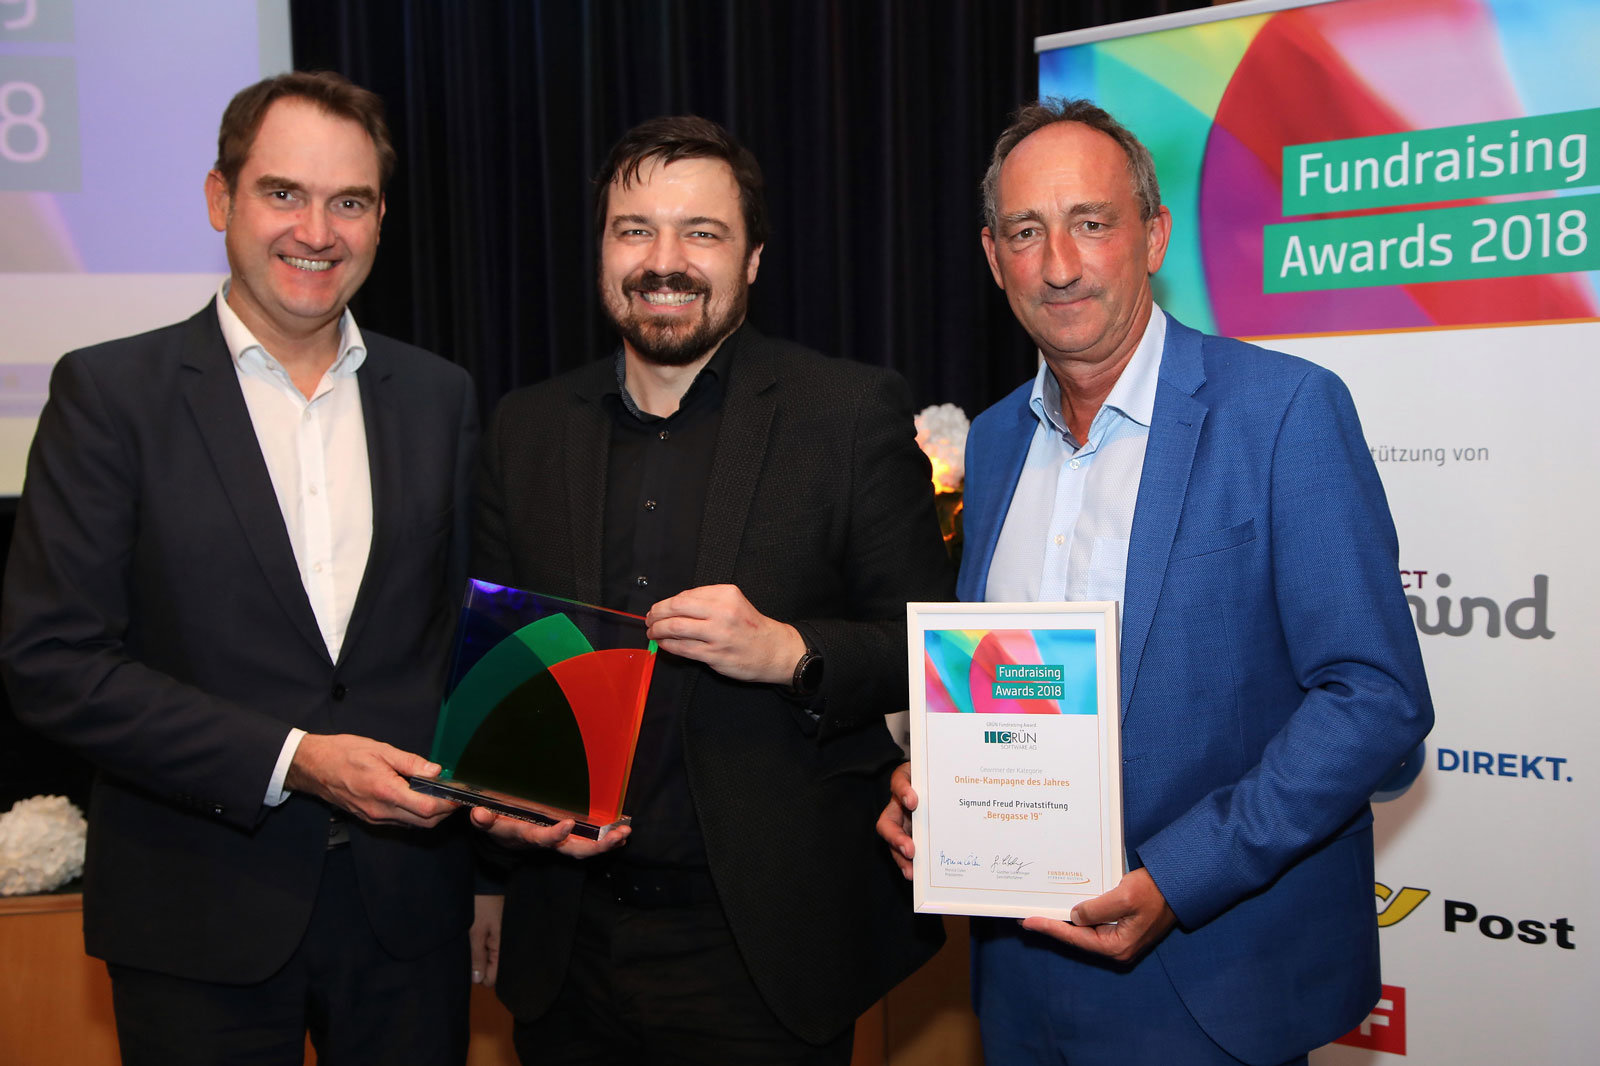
[1, 72, 477, 1064]
[472, 116, 952, 1064]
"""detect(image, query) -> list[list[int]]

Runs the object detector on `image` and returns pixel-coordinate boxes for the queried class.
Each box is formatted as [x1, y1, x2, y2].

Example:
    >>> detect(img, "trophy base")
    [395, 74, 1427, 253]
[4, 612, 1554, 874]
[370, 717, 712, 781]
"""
[407, 775, 629, 841]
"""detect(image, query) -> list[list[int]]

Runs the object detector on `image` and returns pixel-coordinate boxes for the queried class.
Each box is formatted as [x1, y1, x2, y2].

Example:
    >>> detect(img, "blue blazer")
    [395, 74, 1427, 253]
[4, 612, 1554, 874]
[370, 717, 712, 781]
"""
[959, 315, 1432, 1065]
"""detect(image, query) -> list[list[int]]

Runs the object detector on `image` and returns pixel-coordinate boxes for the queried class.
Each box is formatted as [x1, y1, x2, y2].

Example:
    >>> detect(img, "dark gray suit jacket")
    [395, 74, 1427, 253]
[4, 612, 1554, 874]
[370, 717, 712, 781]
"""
[475, 325, 952, 1044]
[0, 300, 477, 982]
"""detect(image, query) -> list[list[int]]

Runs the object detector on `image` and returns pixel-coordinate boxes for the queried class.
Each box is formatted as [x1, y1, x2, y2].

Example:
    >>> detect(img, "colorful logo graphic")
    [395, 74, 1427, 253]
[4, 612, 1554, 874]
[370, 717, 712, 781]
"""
[1039, 0, 1600, 337]
[924, 629, 1097, 715]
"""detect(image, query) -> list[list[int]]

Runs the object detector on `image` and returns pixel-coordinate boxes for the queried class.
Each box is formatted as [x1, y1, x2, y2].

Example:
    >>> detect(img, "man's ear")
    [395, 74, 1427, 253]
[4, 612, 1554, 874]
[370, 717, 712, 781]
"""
[205, 170, 231, 233]
[745, 242, 763, 284]
[980, 227, 1006, 290]
[1144, 206, 1172, 276]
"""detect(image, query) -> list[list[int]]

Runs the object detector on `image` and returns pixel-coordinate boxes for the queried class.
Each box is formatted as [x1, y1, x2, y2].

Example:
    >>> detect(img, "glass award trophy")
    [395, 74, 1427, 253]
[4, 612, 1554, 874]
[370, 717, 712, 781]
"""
[408, 580, 657, 840]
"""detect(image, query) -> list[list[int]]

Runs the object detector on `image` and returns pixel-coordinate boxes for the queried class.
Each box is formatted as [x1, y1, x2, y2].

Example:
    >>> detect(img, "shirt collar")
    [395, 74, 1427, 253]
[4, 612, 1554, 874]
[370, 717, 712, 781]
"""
[1028, 304, 1166, 440]
[215, 279, 368, 377]
[609, 334, 734, 423]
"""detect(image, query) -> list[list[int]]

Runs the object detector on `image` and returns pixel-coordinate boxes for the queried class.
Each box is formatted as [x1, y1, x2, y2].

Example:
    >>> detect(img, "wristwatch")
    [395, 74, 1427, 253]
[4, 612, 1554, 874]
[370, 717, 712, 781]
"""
[789, 646, 825, 698]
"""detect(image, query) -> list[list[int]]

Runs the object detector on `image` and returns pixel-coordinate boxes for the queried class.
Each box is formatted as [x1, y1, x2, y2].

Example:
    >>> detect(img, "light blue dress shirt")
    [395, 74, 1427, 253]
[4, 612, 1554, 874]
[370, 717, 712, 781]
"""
[985, 307, 1166, 607]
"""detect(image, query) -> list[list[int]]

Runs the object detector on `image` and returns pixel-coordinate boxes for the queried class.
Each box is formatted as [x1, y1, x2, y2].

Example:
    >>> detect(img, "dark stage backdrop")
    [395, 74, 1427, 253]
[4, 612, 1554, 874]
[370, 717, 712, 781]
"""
[289, 0, 1207, 418]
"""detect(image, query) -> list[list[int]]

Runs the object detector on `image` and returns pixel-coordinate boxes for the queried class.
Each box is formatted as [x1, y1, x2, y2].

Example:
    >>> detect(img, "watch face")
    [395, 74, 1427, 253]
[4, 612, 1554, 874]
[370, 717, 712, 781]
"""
[799, 652, 824, 693]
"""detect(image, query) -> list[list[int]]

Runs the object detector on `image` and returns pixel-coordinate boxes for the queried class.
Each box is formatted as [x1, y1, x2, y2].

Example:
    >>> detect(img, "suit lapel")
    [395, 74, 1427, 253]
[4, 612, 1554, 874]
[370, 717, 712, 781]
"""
[566, 363, 615, 605]
[1120, 318, 1208, 719]
[958, 390, 1034, 603]
[179, 303, 330, 664]
[692, 329, 777, 586]
[339, 346, 397, 662]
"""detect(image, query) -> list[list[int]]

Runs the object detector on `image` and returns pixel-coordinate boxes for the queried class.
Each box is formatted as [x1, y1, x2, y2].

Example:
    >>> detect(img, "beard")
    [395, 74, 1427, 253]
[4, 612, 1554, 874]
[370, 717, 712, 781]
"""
[605, 270, 749, 367]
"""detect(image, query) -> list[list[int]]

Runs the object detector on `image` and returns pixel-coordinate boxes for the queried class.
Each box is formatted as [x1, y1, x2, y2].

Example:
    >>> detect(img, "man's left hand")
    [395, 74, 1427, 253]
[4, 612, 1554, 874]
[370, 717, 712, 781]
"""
[645, 584, 805, 685]
[1020, 867, 1176, 963]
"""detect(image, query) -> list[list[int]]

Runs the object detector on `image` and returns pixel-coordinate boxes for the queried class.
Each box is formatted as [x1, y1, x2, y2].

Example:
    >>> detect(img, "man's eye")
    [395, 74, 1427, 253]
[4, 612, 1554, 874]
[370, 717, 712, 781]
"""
[1011, 227, 1038, 241]
[331, 199, 367, 217]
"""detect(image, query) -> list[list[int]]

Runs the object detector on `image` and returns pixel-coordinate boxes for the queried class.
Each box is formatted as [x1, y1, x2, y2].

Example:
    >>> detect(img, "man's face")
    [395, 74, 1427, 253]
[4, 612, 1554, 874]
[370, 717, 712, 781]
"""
[205, 97, 384, 346]
[599, 156, 762, 366]
[981, 121, 1170, 372]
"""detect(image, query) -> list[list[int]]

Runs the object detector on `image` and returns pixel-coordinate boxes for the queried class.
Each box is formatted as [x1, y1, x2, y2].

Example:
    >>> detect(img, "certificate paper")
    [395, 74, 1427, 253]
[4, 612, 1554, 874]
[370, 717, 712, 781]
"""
[907, 602, 1123, 919]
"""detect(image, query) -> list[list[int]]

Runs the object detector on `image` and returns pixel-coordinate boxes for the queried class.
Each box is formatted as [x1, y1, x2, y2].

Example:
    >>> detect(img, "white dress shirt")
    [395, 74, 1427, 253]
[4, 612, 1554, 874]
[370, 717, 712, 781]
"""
[214, 282, 373, 806]
[986, 306, 1166, 607]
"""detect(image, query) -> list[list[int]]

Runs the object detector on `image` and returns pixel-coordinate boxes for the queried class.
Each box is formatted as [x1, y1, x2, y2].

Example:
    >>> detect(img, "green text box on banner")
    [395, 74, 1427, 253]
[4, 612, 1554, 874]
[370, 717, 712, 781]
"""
[1284, 108, 1600, 215]
[1264, 193, 1600, 294]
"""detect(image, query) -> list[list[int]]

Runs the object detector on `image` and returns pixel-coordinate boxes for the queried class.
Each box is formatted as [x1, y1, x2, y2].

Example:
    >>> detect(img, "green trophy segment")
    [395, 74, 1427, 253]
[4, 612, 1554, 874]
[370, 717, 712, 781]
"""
[1264, 193, 1600, 293]
[1284, 108, 1600, 214]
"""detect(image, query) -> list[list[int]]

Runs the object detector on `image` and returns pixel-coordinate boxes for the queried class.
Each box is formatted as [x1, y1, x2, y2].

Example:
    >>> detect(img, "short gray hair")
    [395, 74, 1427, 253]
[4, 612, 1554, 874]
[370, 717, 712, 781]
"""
[981, 98, 1161, 230]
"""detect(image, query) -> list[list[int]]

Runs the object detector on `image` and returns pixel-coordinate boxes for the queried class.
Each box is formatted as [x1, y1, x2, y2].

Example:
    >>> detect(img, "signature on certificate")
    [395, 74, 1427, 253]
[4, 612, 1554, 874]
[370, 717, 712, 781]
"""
[991, 853, 1033, 875]
[939, 850, 982, 868]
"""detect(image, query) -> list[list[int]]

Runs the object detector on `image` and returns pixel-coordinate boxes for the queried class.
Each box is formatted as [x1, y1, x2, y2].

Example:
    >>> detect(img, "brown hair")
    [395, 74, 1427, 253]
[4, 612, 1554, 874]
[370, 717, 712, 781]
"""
[214, 71, 396, 194]
[594, 116, 768, 250]
[981, 98, 1161, 229]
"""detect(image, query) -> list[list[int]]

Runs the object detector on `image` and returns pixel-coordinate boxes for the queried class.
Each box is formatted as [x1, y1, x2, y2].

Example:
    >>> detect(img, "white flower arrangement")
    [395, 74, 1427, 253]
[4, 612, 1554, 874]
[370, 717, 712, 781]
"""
[0, 795, 88, 896]
[914, 403, 969, 494]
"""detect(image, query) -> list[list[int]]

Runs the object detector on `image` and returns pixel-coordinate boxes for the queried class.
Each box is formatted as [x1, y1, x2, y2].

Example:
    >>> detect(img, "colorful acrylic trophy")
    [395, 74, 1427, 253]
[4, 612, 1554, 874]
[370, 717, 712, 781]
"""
[408, 581, 656, 840]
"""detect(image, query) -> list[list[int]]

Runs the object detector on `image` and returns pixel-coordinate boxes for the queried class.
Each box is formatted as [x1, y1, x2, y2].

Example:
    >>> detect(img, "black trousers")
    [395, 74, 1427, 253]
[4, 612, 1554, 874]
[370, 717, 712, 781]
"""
[512, 874, 853, 1066]
[108, 845, 469, 1066]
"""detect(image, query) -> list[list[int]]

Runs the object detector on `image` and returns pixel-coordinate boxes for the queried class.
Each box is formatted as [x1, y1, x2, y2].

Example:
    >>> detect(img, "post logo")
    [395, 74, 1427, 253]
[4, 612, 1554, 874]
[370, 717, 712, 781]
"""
[1375, 882, 1430, 927]
[1335, 984, 1406, 1054]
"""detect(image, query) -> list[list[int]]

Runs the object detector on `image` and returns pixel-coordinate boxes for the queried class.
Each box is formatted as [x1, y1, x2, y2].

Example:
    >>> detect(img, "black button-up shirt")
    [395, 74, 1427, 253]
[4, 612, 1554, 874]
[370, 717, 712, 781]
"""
[600, 345, 729, 868]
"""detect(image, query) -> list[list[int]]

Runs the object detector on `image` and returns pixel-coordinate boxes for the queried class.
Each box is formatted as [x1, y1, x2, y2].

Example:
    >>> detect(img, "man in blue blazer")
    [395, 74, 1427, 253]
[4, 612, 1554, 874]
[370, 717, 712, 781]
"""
[880, 99, 1432, 1066]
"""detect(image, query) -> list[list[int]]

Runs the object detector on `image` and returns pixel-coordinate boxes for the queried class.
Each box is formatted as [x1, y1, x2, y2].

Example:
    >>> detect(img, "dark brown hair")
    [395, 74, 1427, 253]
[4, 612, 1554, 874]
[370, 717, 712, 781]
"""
[594, 116, 768, 250]
[213, 71, 396, 194]
[982, 98, 1162, 229]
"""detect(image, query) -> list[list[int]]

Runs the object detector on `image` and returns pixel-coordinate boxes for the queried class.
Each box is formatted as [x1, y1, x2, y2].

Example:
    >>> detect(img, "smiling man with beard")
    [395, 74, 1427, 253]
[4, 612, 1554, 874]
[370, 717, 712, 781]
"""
[468, 116, 952, 1064]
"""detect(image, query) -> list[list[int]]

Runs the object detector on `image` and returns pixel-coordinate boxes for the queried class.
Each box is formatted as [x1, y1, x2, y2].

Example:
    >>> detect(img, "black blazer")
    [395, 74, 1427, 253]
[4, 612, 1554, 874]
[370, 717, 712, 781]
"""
[474, 325, 953, 1044]
[0, 301, 478, 982]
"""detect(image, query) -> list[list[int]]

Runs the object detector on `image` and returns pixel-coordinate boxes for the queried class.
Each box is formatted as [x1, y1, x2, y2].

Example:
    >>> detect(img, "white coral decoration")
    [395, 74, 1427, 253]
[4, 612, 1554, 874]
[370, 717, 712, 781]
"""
[0, 795, 88, 896]
[914, 403, 969, 493]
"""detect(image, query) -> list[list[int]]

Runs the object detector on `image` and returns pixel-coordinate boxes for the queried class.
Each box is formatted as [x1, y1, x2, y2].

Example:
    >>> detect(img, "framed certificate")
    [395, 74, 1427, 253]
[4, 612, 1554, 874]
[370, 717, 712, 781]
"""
[907, 601, 1123, 919]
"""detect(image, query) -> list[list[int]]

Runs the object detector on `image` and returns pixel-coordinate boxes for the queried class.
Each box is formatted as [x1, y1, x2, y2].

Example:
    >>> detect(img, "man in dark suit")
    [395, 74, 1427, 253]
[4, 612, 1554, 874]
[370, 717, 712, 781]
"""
[469, 116, 952, 1064]
[0, 72, 478, 1064]
[879, 100, 1432, 1065]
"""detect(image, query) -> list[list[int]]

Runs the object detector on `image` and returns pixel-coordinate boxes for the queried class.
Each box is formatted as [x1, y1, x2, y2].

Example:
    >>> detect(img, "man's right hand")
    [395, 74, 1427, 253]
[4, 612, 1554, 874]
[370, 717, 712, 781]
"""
[285, 733, 458, 827]
[875, 761, 918, 879]
[468, 807, 630, 858]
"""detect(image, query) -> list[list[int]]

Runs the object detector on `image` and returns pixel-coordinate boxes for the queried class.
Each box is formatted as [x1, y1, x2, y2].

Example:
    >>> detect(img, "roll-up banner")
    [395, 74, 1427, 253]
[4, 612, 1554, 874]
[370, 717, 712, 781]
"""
[1038, 1, 1596, 1061]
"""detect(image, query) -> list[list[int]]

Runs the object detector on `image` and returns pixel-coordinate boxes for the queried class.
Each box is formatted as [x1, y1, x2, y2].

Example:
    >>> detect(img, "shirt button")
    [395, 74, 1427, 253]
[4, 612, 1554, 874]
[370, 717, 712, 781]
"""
[644, 499, 657, 511]
[303, 410, 313, 423]
[331, 683, 347, 701]
[1069, 459, 1081, 470]
[658, 429, 670, 441]
[635, 575, 649, 587]
[313, 562, 324, 574]
[309, 484, 319, 496]
[1054, 534, 1065, 546]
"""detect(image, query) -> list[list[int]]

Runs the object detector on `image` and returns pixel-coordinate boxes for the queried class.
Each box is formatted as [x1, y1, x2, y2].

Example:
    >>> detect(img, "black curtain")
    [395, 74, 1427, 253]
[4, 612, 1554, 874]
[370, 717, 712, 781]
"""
[290, 0, 1207, 418]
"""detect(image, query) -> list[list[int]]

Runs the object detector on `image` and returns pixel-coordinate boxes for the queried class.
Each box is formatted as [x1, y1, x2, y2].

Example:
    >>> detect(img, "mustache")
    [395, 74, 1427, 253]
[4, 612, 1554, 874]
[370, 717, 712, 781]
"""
[626, 271, 707, 295]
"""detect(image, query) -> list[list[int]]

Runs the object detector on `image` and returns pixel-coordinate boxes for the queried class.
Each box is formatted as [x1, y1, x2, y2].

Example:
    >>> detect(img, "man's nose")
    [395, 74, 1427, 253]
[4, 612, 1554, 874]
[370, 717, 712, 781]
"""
[293, 204, 334, 250]
[1041, 229, 1081, 289]
[641, 231, 689, 276]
